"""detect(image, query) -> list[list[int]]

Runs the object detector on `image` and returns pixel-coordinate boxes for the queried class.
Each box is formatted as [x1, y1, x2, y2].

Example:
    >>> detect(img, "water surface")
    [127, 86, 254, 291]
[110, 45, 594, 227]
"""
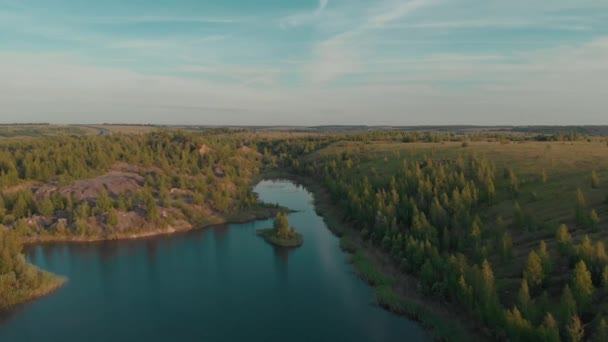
[0, 180, 428, 342]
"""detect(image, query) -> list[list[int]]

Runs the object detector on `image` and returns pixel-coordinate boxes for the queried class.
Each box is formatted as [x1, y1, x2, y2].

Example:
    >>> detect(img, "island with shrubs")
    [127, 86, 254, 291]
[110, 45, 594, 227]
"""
[257, 212, 303, 248]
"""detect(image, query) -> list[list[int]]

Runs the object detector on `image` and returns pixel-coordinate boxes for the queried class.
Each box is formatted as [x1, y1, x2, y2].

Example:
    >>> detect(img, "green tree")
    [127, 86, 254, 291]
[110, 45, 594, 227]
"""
[540, 313, 560, 342]
[504, 306, 532, 340]
[0, 195, 5, 222]
[560, 285, 578, 323]
[501, 231, 513, 260]
[575, 189, 587, 226]
[107, 208, 119, 227]
[556, 224, 572, 254]
[591, 170, 600, 189]
[0, 226, 22, 274]
[11, 193, 29, 218]
[53, 220, 67, 235]
[517, 279, 533, 319]
[95, 188, 112, 214]
[38, 197, 55, 217]
[538, 240, 552, 274]
[566, 315, 584, 342]
[75, 218, 88, 236]
[76, 202, 90, 220]
[524, 251, 544, 287]
[509, 170, 519, 196]
[596, 318, 608, 342]
[143, 189, 159, 223]
[273, 212, 291, 239]
[572, 260, 594, 309]
[589, 209, 600, 231]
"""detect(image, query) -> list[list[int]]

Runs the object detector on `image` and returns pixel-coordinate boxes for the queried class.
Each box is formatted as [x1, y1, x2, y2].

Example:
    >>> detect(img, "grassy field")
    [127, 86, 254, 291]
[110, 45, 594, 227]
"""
[0, 125, 100, 138]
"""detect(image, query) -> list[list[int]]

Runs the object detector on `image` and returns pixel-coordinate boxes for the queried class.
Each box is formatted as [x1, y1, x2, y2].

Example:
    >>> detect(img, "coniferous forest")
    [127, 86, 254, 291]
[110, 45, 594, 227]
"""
[1, 126, 608, 341]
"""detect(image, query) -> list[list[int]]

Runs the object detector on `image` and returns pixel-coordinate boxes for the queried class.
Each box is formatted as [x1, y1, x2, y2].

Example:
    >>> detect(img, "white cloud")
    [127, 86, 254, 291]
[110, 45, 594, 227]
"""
[88, 16, 239, 25]
[306, 0, 436, 83]
[2, 37, 607, 126]
[315, 0, 329, 15]
[368, 0, 435, 27]
[280, 0, 330, 28]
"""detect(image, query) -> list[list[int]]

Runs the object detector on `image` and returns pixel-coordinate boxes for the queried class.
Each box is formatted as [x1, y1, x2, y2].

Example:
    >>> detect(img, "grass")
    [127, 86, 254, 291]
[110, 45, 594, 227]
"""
[352, 250, 394, 286]
[256, 228, 303, 248]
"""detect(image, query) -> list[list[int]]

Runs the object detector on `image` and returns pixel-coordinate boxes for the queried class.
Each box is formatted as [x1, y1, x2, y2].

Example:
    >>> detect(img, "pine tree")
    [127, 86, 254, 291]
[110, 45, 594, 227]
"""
[541, 169, 548, 184]
[501, 231, 513, 260]
[38, 197, 55, 217]
[509, 170, 519, 196]
[556, 224, 572, 254]
[107, 208, 119, 227]
[0, 195, 6, 221]
[596, 318, 608, 342]
[11, 193, 29, 218]
[517, 279, 533, 319]
[95, 188, 112, 214]
[572, 260, 594, 309]
[591, 170, 600, 189]
[576, 189, 587, 226]
[589, 209, 600, 231]
[524, 251, 544, 287]
[53, 220, 67, 235]
[273, 212, 291, 239]
[504, 306, 532, 340]
[540, 313, 560, 342]
[560, 285, 577, 323]
[566, 315, 584, 342]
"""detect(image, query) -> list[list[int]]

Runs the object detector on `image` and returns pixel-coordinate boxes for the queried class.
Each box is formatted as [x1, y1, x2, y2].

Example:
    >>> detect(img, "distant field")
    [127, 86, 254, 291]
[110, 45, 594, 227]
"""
[0, 125, 99, 138]
[88, 125, 159, 135]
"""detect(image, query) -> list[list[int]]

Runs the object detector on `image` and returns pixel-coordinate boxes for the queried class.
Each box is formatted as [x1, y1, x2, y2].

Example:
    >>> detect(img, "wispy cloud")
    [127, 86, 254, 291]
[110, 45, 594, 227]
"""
[280, 0, 330, 29]
[88, 16, 240, 25]
[306, 0, 437, 83]
[368, 0, 435, 27]
[315, 0, 329, 16]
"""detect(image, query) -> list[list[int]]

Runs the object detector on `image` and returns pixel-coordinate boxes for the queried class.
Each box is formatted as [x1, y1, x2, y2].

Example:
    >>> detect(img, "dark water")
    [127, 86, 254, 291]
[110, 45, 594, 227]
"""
[0, 180, 428, 342]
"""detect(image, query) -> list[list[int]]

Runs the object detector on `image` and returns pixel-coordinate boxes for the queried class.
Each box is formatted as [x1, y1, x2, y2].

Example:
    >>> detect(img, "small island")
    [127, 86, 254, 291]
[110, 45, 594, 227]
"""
[257, 212, 303, 248]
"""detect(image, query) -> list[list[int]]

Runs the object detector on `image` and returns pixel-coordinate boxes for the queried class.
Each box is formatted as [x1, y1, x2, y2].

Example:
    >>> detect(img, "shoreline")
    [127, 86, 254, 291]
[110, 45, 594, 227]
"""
[21, 207, 284, 245]
[256, 228, 304, 248]
[260, 170, 487, 342]
[0, 266, 67, 314]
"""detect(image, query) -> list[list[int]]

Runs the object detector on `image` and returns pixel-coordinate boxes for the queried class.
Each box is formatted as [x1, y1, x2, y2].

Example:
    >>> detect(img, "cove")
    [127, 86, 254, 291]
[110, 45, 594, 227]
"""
[0, 180, 428, 342]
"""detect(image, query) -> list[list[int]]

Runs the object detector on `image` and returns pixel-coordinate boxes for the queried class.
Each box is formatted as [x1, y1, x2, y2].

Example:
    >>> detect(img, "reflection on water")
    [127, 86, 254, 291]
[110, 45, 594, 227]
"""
[0, 180, 428, 342]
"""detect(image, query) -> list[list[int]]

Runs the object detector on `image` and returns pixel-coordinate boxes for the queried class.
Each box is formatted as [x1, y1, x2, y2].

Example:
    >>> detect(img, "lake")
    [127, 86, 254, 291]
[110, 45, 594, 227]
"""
[0, 180, 428, 342]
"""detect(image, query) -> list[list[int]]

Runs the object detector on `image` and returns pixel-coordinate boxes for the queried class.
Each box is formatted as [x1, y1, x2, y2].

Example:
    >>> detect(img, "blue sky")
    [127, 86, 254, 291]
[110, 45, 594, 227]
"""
[1, 0, 607, 125]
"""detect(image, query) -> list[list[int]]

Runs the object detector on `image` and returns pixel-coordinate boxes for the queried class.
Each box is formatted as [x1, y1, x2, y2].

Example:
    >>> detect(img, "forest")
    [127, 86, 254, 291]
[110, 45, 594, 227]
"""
[1, 127, 608, 341]
[283, 135, 608, 341]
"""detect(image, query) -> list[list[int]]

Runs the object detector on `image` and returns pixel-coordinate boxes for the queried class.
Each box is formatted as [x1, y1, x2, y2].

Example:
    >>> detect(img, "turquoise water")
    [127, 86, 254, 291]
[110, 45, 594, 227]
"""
[0, 180, 428, 342]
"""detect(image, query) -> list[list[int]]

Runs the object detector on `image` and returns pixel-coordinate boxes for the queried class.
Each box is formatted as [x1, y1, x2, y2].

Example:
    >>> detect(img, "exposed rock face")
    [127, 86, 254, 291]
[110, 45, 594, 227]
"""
[238, 145, 262, 157]
[213, 166, 225, 178]
[33, 171, 144, 201]
[198, 144, 213, 155]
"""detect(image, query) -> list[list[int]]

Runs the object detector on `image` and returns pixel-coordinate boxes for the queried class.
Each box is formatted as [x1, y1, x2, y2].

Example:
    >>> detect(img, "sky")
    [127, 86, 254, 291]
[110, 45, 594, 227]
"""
[0, 0, 607, 125]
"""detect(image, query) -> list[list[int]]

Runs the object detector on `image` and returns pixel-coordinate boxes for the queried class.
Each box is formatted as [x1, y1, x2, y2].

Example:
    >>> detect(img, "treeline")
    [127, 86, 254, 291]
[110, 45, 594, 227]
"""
[282, 140, 607, 341]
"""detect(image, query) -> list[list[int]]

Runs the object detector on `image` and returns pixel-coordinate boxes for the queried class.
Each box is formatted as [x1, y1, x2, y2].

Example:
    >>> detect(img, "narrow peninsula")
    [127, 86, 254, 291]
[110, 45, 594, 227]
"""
[0, 227, 66, 312]
[257, 212, 303, 248]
